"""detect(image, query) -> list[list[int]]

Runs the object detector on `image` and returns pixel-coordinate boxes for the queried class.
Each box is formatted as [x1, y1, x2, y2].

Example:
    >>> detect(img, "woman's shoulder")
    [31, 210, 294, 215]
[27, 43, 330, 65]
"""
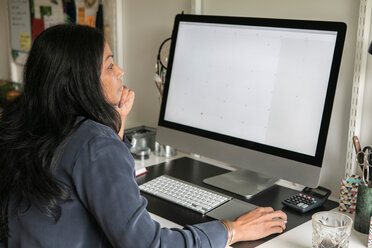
[58, 118, 126, 173]
[75, 118, 119, 142]
[61, 118, 122, 163]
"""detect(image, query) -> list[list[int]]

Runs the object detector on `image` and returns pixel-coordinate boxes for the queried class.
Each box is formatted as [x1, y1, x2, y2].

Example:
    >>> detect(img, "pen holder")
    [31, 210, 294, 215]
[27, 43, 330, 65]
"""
[354, 182, 372, 234]
[339, 175, 361, 213]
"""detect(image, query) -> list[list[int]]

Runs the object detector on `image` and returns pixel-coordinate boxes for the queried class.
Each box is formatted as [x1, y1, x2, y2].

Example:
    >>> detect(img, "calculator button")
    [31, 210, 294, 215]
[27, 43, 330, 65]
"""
[302, 204, 308, 208]
[297, 203, 304, 207]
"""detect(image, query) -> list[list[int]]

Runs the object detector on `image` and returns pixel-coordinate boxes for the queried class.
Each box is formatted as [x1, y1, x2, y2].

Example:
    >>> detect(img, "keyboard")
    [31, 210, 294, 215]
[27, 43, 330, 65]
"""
[139, 175, 232, 214]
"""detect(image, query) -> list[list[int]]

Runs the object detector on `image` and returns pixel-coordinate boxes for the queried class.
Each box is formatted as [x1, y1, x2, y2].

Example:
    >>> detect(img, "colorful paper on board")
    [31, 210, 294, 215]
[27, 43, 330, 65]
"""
[78, 8, 85, 25]
[87, 16, 95, 27]
[32, 19, 44, 41]
[19, 32, 31, 51]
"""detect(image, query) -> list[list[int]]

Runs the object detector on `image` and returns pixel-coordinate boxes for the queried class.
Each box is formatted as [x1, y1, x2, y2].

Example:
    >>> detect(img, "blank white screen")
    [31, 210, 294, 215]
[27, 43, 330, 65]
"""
[164, 22, 337, 156]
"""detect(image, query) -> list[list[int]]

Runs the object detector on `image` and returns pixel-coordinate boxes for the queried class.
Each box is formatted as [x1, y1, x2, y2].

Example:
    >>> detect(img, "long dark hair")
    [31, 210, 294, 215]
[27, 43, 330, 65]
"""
[0, 24, 121, 240]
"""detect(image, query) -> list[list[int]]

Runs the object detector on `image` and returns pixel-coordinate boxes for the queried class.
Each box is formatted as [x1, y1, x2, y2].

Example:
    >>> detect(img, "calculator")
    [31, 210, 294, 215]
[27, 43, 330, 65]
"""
[282, 186, 331, 213]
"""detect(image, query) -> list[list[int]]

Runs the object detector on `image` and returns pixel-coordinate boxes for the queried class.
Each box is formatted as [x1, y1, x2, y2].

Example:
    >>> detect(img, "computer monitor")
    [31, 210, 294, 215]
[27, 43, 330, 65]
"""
[157, 14, 346, 198]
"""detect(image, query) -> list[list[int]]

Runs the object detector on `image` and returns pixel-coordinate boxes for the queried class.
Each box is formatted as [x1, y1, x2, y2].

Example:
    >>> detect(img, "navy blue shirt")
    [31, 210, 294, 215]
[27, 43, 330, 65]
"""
[8, 119, 227, 247]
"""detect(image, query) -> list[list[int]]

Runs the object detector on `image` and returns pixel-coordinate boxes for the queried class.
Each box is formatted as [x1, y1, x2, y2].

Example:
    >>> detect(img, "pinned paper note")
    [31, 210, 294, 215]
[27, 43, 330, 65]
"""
[40, 6, 52, 19]
[78, 8, 85, 25]
[44, 15, 59, 29]
[86, 16, 95, 27]
[32, 19, 44, 41]
[8, 0, 32, 52]
[19, 32, 31, 51]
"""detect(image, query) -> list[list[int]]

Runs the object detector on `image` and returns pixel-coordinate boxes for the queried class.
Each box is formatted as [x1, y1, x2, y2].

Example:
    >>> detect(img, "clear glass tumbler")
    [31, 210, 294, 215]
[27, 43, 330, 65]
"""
[312, 211, 353, 248]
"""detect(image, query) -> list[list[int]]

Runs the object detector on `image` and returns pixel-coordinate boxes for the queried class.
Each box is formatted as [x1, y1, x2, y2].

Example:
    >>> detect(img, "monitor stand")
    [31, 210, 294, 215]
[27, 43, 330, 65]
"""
[203, 170, 278, 199]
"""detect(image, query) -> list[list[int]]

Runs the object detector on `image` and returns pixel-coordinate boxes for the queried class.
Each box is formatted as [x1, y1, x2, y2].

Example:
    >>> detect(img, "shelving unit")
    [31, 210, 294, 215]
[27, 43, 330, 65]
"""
[345, 0, 372, 176]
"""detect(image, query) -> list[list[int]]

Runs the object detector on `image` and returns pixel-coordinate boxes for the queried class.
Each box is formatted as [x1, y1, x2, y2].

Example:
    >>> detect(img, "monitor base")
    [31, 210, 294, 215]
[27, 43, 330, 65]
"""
[203, 170, 278, 199]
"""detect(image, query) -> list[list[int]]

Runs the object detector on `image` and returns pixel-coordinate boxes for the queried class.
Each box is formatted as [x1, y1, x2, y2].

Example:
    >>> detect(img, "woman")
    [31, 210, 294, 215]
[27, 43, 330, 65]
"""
[0, 24, 286, 247]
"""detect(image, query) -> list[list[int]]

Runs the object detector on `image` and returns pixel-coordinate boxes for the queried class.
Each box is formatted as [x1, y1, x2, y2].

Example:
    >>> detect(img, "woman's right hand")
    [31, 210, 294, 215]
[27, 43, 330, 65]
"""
[115, 86, 135, 140]
[116, 86, 135, 119]
[232, 207, 287, 243]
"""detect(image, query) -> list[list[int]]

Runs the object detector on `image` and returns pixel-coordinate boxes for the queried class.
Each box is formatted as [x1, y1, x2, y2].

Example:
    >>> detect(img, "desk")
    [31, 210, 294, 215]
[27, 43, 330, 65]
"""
[148, 212, 368, 248]
[135, 154, 367, 247]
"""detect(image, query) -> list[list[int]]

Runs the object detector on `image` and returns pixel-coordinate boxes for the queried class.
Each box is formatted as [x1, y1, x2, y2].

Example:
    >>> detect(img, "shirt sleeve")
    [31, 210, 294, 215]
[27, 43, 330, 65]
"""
[71, 135, 228, 248]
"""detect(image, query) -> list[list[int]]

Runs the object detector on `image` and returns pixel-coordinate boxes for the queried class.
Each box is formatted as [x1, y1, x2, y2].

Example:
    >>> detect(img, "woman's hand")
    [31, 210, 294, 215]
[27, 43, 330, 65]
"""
[115, 87, 135, 139]
[232, 207, 287, 243]
[116, 86, 135, 118]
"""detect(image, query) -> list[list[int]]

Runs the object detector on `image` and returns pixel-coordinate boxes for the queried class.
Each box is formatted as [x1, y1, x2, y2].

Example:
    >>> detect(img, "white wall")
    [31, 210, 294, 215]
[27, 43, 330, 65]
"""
[123, 0, 360, 197]
[122, 0, 190, 128]
[0, 0, 10, 81]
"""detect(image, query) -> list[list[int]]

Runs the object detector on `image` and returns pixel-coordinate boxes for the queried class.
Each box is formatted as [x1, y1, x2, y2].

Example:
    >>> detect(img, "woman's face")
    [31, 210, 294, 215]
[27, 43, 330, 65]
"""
[100, 43, 124, 105]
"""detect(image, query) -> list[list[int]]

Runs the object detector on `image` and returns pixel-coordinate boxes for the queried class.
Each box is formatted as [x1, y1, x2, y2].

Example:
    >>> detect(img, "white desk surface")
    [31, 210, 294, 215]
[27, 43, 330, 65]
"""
[136, 152, 368, 248]
[257, 210, 367, 248]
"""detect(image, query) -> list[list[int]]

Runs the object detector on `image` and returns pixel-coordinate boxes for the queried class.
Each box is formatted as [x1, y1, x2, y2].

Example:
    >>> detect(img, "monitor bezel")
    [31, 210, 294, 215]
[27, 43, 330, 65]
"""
[158, 14, 346, 167]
